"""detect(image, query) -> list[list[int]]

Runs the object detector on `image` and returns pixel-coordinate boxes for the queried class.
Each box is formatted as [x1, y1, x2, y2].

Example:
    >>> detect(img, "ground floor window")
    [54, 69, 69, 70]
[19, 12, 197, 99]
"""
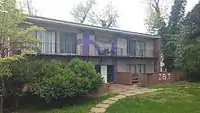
[128, 64, 146, 74]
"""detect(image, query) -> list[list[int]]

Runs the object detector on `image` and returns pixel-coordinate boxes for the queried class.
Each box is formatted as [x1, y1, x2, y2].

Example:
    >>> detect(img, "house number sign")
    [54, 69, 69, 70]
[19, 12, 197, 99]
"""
[159, 73, 171, 81]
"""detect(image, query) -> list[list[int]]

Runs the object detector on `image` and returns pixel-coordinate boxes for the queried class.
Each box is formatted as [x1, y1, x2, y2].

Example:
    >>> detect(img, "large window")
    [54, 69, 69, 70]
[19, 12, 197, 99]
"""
[36, 31, 56, 54]
[59, 31, 77, 54]
[136, 41, 145, 57]
[127, 40, 136, 56]
[128, 64, 146, 74]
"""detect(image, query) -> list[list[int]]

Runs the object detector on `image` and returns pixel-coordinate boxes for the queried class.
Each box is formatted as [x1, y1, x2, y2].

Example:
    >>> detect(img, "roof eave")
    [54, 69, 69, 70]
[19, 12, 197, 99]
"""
[27, 16, 160, 39]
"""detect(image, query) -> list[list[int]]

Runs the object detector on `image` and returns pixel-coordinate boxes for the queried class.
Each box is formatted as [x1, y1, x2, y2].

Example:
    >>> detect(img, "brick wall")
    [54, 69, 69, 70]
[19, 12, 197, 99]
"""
[138, 72, 181, 86]
[88, 83, 110, 97]
[116, 72, 133, 85]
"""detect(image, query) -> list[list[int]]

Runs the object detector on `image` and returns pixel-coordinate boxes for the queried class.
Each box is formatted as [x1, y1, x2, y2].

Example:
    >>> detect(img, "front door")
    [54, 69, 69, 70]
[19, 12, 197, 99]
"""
[95, 65, 107, 83]
[107, 65, 114, 82]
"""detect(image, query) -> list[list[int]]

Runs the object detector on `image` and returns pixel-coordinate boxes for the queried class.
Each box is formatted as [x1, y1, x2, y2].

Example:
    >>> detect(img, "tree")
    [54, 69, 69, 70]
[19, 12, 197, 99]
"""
[0, 0, 42, 112]
[91, 2, 119, 28]
[162, 0, 187, 71]
[71, 0, 119, 28]
[168, 0, 186, 34]
[179, 1, 200, 81]
[144, 0, 168, 35]
[0, 0, 7, 13]
[145, 0, 187, 71]
[23, 0, 38, 15]
[71, 0, 96, 24]
[20, 0, 38, 16]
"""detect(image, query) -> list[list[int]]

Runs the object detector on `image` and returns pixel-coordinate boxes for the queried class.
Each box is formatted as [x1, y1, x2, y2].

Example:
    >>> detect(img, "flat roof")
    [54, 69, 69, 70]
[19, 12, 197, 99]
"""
[27, 16, 160, 39]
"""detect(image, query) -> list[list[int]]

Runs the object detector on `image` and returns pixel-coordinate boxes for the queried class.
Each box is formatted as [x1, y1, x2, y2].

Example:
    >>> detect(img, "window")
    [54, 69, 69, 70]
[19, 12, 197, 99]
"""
[36, 31, 56, 54]
[128, 64, 146, 74]
[136, 41, 145, 57]
[59, 31, 77, 54]
[127, 40, 136, 56]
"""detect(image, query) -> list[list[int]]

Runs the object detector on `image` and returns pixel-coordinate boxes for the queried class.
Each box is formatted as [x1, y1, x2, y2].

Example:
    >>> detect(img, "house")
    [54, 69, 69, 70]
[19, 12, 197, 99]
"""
[27, 16, 161, 84]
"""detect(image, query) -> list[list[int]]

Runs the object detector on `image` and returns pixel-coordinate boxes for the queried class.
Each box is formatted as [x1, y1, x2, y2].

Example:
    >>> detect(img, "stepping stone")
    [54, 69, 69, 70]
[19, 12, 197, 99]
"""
[91, 107, 106, 113]
[108, 97, 121, 101]
[115, 95, 126, 99]
[96, 104, 109, 108]
[124, 93, 134, 96]
[119, 92, 129, 95]
[126, 90, 135, 93]
[102, 100, 116, 104]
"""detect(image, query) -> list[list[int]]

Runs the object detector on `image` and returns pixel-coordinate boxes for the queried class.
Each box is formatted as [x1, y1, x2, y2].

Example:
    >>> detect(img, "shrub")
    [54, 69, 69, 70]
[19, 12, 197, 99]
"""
[68, 58, 102, 89]
[181, 43, 200, 82]
[10, 58, 102, 102]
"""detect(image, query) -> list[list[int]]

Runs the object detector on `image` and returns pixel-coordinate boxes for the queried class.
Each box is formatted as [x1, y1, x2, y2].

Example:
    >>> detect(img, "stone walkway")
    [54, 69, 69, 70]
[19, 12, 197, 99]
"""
[90, 86, 162, 113]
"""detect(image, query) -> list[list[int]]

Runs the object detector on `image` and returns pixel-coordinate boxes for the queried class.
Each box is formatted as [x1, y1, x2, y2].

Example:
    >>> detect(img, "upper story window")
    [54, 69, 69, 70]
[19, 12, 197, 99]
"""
[59, 31, 77, 54]
[136, 41, 146, 57]
[127, 40, 136, 56]
[36, 31, 56, 54]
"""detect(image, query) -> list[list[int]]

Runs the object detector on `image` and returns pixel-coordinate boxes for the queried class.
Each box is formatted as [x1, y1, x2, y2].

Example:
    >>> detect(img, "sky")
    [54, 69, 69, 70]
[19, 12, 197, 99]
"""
[29, 0, 199, 33]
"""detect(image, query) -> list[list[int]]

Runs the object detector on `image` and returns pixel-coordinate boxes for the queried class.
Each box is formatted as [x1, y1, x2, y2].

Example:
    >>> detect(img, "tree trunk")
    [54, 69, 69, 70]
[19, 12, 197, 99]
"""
[0, 78, 4, 113]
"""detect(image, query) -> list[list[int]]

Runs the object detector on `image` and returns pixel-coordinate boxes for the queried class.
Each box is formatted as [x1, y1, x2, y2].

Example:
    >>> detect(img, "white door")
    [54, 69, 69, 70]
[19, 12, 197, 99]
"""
[101, 65, 107, 83]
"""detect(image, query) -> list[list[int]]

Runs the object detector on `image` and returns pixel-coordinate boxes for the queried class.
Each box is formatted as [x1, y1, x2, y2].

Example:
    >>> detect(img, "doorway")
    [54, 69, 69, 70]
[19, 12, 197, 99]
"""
[95, 65, 114, 83]
[107, 65, 114, 82]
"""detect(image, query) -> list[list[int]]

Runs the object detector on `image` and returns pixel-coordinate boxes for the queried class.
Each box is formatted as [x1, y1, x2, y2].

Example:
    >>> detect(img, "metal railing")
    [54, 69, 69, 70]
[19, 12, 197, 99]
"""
[95, 47, 155, 57]
[36, 42, 155, 57]
[37, 42, 77, 55]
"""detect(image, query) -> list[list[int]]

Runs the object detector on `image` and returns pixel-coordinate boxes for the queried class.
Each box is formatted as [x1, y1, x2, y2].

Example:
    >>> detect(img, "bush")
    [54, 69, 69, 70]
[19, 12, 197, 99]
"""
[68, 58, 102, 89]
[181, 43, 200, 82]
[11, 58, 102, 102]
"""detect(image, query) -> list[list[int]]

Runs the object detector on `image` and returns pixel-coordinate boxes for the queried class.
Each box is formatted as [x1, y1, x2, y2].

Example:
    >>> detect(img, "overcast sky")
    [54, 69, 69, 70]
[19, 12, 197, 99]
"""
[29, 0, 199, 33]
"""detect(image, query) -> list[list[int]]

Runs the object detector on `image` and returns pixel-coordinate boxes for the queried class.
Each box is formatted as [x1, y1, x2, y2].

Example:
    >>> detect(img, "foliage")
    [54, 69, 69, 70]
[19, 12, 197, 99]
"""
[176, 2, 200, 81]
[16, 93, 116, 113]
[0, 0, 7, 13]
[20, 0, 38, 16]
[71, 0, 96, 23]
[68, 58, 102, 89]
[162, 0, 186, 71]
[11, 58, 102, 102]
[144, 0, 168, 35]
[0, 0, 43, 76]
[145, 0, 187, 71]
[0, 0, 42, 111]
[90, 2, 119, 28]
[71, 0, 119, 28]
[145, 11, 166, 35]
[181, 40, 200, 81]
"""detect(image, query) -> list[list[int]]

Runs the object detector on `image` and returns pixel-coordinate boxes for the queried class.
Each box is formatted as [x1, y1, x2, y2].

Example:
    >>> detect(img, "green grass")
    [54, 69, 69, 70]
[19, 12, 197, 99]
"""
[16, 93, 116, 113]
[106, 82, 200, 113]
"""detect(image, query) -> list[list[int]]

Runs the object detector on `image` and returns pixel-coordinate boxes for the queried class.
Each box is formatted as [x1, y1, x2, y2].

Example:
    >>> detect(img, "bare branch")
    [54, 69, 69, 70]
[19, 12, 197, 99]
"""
[71, 0, 96, 23]
[93, 2, 119, 28]
[23, 0, 38, 16]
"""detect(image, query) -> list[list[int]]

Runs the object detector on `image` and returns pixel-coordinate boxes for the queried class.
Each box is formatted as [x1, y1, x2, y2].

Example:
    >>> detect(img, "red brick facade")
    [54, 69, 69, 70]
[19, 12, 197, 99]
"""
[88, 83, 110, 97]
[138, 72, 181, 86]
[116, 72, 133, 85]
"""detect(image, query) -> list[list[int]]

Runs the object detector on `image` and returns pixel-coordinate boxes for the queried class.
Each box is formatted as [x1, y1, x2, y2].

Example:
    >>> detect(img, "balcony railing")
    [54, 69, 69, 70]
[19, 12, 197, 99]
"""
[95, 48, 155, 57]
[35, 42, 156, 57]
[36, 42, 77, 55]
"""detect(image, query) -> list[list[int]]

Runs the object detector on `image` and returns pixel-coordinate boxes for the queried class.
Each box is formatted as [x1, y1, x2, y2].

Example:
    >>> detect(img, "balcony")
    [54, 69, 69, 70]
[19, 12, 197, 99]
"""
[95, 48, 155, 58]
[35, 42, 155, 58]
[36, 42, 77, 55]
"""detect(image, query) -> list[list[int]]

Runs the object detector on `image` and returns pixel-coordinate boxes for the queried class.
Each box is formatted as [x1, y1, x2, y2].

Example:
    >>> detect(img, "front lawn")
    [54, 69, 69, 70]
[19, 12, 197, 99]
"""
[15, 93, 116, 113]
[106, 82, 200, 113]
